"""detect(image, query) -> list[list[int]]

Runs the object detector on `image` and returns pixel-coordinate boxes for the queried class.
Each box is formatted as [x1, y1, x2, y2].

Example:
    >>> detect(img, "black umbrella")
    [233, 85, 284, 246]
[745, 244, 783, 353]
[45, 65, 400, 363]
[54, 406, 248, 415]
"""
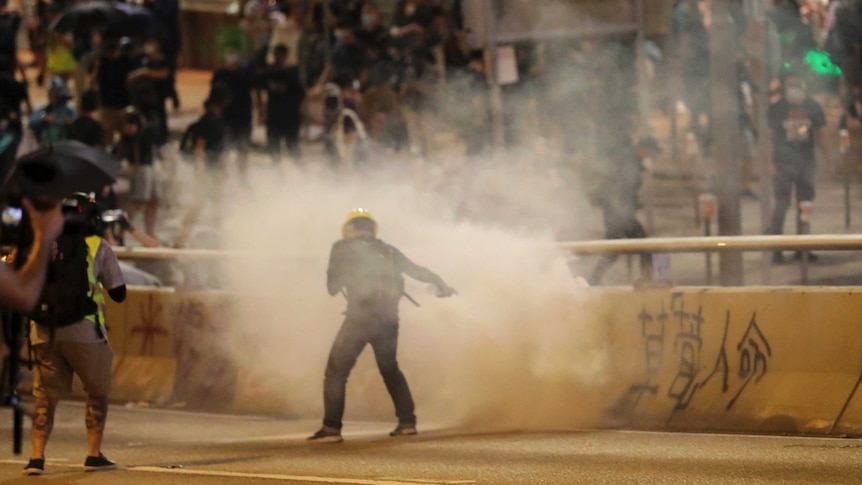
[106, 2, 165, 38]
[49, 1, 125, 35]
[51, 0, 164, 38]
[6, 142, 121, 202]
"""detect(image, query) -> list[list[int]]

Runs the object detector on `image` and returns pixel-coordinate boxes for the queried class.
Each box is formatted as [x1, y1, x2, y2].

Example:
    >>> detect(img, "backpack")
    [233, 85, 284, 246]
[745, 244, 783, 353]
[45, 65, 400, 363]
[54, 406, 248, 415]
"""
[30, 234, 97, 330]
[354, 239, 404, 305]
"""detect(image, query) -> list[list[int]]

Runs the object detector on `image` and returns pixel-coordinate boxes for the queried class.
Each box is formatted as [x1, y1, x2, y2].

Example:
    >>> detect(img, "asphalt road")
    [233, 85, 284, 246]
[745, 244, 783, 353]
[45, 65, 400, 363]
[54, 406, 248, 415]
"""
[0, 402, 858, 484]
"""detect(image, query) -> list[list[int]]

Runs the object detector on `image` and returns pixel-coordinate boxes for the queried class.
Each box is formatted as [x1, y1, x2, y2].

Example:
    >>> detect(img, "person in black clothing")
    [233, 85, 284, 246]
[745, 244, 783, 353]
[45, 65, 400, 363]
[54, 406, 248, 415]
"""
[68, 88, 118, 211]
[766, 73, 828, 263]
[450, 50, 489, 160]
[93, 36, 135, 146]
[212, 49, 256, 176]
[176, 87, 229, 249]
[0, 53, 31, 156]
[114, 107, 159, 236]
[69, 90, 105, 148]
[587, 137, 659, 286]
[0, 0, 20, 64]
[308, 209, 456, 443]
[139, 0, 181, 109]
[257, 44, 306, 165]
[332, 22, 365, 83]
[356, 4, 390, 58]
[128, 38, 172, 147]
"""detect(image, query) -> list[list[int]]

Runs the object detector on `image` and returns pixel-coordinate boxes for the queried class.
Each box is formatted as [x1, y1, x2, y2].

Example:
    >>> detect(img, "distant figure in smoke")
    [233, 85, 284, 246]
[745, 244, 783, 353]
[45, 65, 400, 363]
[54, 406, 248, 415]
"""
[308, 208, 457, 443]
[673, 0, 711, 153]
[588, 137, 660, 286]
[766, 72, 828, 264]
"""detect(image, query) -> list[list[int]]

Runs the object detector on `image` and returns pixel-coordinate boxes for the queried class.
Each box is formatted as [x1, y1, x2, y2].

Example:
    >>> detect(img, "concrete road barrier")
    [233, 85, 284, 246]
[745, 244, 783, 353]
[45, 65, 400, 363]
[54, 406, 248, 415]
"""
[99, 287, 862, 436]
[594, 287, 862, 435]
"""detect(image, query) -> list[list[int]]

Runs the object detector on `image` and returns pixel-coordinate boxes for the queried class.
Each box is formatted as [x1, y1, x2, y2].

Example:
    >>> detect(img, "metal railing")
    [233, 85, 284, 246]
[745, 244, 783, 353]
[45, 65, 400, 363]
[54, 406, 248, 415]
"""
[114, 234, 862, 287]
[556, 234, 862, 286]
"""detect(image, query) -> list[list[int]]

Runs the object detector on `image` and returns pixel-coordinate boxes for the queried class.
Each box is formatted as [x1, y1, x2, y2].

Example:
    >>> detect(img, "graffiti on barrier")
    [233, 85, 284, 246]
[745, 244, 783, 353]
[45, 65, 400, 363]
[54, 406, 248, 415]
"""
[612, 293, 773, 422]
[131, 294, 168, 356]
[172, 297, 238, 408]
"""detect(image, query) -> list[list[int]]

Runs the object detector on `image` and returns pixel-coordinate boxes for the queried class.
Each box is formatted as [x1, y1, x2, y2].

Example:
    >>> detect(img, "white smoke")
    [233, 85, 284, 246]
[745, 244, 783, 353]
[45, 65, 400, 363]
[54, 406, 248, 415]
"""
[217, 162, 609, 431]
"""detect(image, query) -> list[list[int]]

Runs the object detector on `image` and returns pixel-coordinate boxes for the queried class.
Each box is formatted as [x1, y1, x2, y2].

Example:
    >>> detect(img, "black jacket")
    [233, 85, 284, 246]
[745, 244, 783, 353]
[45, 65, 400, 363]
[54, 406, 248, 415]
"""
[327, 236, 444, 318]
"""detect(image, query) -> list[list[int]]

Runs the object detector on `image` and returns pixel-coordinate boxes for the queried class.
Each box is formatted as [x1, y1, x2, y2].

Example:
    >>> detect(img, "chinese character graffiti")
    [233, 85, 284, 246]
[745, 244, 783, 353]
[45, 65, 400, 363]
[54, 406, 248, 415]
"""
[614, 295, 774, 421]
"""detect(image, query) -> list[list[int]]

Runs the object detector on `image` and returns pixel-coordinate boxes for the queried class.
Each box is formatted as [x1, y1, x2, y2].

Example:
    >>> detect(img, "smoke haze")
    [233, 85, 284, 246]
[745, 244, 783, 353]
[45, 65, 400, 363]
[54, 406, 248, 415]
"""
[167, 0, 645, 434]
[214, 162, 609, 432]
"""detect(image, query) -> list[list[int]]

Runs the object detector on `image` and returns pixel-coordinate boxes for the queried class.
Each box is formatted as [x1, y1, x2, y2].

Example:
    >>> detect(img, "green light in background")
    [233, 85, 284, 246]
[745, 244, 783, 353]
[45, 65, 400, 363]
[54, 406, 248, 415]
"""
[803, 50, 842, 77]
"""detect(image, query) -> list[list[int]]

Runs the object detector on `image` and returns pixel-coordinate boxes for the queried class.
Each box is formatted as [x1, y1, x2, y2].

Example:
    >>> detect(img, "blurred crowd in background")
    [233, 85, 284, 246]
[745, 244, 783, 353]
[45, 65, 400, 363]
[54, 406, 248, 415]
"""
[0, 0, 860, 274]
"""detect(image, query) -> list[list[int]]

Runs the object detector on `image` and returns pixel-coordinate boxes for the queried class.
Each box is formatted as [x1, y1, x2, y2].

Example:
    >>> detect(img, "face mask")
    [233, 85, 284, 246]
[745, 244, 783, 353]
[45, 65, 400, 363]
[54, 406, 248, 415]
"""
[786, 87, 805, 104]
[224, 53, 241, 65]
[361, 14, 374, 29]
[334, 30, 345, 42]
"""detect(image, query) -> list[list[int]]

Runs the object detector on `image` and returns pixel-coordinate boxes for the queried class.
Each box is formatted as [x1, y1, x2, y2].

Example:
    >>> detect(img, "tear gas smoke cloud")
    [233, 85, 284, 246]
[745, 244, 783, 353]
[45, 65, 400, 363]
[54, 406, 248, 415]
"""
[214, 162, 608, 432]
[179, 0, 640, 432]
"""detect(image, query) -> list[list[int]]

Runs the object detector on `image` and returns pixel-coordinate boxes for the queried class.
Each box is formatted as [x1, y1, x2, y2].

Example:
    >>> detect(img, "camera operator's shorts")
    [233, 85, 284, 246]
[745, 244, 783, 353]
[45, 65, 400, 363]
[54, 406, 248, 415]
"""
[32, 340, 113, 399]
[130, 164, 161, 203]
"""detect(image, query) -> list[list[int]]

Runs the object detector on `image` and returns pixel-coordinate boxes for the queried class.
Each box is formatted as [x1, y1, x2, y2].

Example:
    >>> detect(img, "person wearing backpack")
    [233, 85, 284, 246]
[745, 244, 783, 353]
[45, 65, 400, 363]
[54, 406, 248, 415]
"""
[308, 208, 456, 443]
[23, 193, 127, 476]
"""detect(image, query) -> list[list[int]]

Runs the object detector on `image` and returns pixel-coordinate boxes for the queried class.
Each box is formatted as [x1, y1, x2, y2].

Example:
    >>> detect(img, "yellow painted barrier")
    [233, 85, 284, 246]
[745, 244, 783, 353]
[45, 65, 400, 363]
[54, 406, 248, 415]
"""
[101, 287, 862, 436]
[100, 288, 239, 408]
[593, 287, 862, 435]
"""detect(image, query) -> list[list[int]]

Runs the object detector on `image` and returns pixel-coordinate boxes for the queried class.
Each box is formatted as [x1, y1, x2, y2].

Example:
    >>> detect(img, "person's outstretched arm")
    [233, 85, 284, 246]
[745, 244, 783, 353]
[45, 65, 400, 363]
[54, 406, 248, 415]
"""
[0, 199, 64, 311]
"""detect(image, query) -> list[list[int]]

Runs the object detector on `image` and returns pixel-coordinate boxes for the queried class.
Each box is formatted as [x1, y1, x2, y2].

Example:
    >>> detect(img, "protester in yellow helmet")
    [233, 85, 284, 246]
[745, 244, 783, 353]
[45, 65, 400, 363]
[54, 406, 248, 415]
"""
[308, 208, 456, 443]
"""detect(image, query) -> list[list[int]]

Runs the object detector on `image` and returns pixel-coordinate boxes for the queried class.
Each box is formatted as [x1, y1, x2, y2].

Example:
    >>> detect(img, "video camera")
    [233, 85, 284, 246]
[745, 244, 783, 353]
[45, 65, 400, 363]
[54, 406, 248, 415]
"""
[0, 142, 118, 251]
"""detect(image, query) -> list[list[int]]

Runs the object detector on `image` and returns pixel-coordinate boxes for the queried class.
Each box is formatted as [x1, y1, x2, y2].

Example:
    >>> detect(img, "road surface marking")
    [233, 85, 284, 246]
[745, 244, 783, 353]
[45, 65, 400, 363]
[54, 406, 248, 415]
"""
[130, 466, 475, 485]
[379, 479, 477, 484]
[1, 461, 475, 484]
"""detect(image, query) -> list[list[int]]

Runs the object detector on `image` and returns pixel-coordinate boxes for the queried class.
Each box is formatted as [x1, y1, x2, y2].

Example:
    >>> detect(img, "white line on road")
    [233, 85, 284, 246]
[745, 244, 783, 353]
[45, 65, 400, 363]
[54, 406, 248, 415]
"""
[0, 460, 476, 484]
[129, 466, 476, 485]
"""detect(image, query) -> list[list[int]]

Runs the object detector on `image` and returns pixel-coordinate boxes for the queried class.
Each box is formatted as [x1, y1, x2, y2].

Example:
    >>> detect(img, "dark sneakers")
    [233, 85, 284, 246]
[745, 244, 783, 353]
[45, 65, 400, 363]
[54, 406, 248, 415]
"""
[83, 453, 117, 472]
[22, 458, 44, 476]
[307, 426, 343, 443]
[389, 424, 418, 437]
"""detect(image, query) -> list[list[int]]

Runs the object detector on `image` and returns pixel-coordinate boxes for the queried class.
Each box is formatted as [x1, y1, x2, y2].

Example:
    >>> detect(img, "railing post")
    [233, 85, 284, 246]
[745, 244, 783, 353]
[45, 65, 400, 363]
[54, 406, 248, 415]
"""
[700, 193, 717, 285]
[798, 200, 813, 285]
[842, 127, 851, 229]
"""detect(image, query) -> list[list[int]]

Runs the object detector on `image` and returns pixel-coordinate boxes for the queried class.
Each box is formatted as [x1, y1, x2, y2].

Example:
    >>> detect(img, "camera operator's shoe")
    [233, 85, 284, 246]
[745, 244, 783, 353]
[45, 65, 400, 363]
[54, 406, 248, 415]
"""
[389, 424, 418, 437]
[22, 458, 44, 475]
[83, 453, 117, 472]
[307, 426, 343, 443]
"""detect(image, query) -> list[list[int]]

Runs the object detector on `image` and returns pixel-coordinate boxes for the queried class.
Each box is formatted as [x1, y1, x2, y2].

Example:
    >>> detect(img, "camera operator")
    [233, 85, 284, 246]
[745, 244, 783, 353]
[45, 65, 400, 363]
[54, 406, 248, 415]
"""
[0, 199, 63, 312]
[23, 193, 125, 475]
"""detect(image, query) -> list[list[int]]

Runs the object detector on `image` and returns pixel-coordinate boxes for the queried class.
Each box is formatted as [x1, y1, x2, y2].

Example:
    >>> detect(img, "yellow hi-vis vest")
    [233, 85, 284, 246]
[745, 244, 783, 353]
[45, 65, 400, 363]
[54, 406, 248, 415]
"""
[84, 235, 106, 327]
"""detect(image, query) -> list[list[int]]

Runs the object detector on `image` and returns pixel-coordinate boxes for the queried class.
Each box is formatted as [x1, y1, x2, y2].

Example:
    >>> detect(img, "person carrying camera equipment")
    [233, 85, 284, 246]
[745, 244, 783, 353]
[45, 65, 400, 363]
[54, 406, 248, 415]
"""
[23, 193, 126, 475]
[308, 208, 456, 443]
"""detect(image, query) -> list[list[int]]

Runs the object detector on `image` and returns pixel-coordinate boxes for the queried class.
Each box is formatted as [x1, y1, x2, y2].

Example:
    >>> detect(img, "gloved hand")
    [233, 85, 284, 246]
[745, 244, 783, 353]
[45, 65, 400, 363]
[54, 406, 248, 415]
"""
[436, 283, 458, 298]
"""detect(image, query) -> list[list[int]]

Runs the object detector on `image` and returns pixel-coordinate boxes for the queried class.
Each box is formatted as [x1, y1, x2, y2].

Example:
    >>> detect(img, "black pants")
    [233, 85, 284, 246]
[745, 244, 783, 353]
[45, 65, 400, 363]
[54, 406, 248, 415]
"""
[589, 217, 649, 285]
[267, 124, 300, 163]
[767, 162, 816, 235]
[323, 316, 415, 430]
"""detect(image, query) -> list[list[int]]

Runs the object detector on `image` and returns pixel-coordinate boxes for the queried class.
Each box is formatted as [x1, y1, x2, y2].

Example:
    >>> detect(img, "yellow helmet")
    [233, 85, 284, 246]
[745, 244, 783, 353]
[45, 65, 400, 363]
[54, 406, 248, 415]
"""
[342, 208, 378, 237]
